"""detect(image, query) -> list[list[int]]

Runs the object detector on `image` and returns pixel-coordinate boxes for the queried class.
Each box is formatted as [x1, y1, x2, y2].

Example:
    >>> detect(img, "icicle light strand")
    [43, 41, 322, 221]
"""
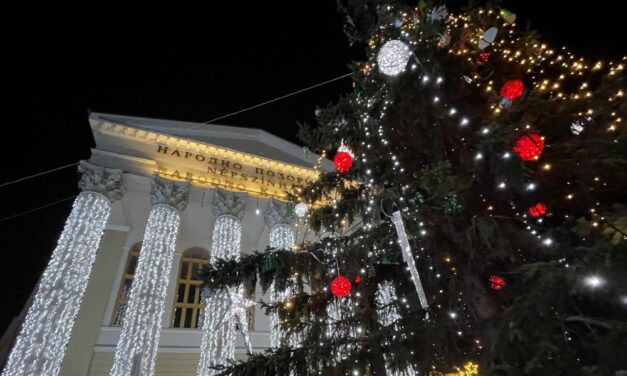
[2, 192, 111, 376]
[268, 223, 295, 348]
[198, 215, 243, 376]
[392, 210, 429, 309]
[110, 205, 180, 376]
[376, 281, 417, 376]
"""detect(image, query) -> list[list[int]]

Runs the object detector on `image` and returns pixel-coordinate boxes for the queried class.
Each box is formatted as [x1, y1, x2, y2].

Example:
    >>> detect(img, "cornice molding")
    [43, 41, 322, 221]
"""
[91, 120, 319, 180]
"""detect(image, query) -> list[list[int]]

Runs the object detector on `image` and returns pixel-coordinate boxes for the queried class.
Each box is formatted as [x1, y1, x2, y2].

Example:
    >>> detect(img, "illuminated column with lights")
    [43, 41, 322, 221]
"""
[263, 199, 295, 348]
[2, 161, 122, 376]
[197, 190, 247, 376]
[375, 281, 417, 376]
[110, 176, 189, 376]
[322, 232, 357, 364]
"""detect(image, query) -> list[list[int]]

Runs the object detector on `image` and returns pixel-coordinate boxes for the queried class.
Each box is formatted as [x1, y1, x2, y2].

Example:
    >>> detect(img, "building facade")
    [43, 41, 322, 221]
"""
[2, 113, 330, 376]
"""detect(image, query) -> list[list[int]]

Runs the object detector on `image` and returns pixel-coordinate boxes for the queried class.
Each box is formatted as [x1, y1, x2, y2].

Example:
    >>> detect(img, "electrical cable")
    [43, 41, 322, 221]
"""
[195, 72, 353, 128]
[0, 72, 352, 190]
[0, 162, 79, 188]
[0, 195, 77, 222]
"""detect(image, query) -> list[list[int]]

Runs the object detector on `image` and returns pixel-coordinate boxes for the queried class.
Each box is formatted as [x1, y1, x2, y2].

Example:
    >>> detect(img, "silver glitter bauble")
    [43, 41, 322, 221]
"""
[377, 40, 411, 77]
[295, 202, 309, 218]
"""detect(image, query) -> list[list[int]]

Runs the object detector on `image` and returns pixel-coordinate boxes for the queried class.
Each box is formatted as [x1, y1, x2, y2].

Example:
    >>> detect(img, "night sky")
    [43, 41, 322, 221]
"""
[1, 1, 624, 335]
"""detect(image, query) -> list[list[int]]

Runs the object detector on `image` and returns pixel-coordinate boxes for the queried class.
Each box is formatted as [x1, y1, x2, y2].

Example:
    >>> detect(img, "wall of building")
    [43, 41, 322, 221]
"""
[60, 173, 291, 375]
[87, 351, 248, 376]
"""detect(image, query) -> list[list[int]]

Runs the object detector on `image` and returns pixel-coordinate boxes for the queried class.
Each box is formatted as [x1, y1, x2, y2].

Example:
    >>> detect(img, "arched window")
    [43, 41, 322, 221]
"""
[172, 248, 209, 328]
[111, 242, 142, 326]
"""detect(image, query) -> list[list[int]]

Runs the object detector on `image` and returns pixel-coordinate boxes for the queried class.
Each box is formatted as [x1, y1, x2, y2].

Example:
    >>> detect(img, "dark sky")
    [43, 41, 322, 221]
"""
[1, 1, 624, 335]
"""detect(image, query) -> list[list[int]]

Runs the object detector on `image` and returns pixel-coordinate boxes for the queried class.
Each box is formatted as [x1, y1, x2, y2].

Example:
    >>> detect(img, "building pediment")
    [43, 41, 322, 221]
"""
[89, 112, 331, 200]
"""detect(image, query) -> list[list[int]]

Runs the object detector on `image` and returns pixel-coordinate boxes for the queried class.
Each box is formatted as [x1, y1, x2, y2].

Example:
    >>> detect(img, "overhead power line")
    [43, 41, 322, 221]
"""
[0, 162, 80, 189]
[0, 195, 77, 223]
[0, 72, 352, 190]
[195, 72, 353, 127]
[0, 72, 353, 222]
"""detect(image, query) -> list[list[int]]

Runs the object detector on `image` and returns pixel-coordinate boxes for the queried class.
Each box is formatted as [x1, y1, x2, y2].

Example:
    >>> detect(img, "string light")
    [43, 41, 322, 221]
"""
[110, 205, 182, 376]
[267, 221, 296, 349]
[198, 214, 244, 376]
[376, 281, 417, 376]
[584, 275, 605, 289]
[2, 192, 111, 376]
[184, 4, 626, 374]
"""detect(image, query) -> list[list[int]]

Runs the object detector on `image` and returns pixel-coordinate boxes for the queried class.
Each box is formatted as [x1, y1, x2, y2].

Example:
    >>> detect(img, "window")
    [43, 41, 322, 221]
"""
[111, 242, 141, 326]
[172, 248, 209, 329]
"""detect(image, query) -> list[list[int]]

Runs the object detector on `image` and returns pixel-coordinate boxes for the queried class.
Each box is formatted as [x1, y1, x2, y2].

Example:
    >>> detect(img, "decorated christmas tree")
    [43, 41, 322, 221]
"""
[203, 1, 627, 374]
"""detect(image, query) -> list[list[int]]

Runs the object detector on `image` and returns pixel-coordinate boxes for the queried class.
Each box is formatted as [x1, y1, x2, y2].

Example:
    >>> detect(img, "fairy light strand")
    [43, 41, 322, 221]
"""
[2, 192, 111, 376]
[198, 214, 243, 376]
[110, 204, 181, 376]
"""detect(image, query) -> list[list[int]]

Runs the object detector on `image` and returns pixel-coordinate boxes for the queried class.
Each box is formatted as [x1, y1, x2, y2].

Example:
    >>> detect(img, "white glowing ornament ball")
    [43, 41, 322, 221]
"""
[294, 202, 309, 218]
[377, 40, 411, 76]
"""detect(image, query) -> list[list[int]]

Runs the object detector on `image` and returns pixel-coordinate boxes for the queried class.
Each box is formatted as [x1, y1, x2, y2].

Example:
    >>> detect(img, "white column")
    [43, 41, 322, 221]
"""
[2, 161, 122, 376]
[110, 176, 189, 376]
[263, 199, 295, 348]
[197, 190, 247, 376]
[375, 281, 417, 376]
[323, 232, 356, 365]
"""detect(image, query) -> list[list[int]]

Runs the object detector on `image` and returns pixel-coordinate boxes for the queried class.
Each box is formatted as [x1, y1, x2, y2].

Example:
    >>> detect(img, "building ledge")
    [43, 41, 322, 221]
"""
[94, 326, 271, 353]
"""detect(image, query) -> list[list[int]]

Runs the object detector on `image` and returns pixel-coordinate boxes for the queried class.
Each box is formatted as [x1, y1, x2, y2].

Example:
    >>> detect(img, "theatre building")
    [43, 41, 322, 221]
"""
[1, 112, 330, 376]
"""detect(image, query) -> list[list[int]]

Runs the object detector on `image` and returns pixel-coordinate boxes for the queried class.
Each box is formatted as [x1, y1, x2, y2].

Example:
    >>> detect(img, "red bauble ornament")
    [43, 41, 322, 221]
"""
[513, 133, 544, 161]
[330, 275, 352, 297]
[334, 144, 354, 173]
[528, 203, 547, 217]
[476, 51, 490, 65]
[500, 79, 525, 100]
[489, 275, 506, 290]
[354, 275, 362, 284]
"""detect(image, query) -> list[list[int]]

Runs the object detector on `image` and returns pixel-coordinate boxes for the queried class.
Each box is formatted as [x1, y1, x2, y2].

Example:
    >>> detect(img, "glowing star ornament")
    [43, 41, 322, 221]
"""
[528, 203, 547, 217]
[225, 287, 255, 354]
[334, 143, 355, 172]
[294, 202, 309, 218]
[377, 40, 412, 76]
[489, 275, 506, 290]
[500, 79, 525, 100]
[427, 5, 448, 23]
[514, 133, 544, 161]
[330, 275, 352, 298]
